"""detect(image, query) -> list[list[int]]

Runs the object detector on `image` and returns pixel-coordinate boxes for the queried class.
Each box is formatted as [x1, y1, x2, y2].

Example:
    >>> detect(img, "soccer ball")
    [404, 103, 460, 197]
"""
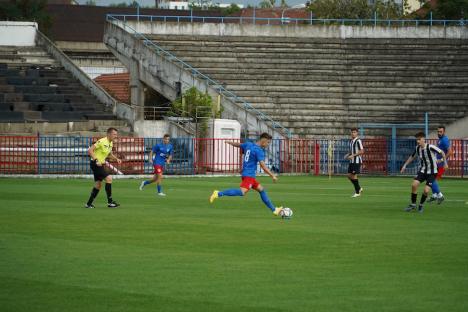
[280, 207, 293, 219]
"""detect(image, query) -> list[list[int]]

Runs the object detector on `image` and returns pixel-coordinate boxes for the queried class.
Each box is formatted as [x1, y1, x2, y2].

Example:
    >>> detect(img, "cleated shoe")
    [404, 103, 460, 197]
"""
[108, 201, 120, 208]
[209, 190, 219, 204]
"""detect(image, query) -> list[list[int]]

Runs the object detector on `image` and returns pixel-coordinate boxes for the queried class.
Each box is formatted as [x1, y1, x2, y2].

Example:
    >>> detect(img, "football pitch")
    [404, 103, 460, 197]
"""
[0, 176, 467, 312]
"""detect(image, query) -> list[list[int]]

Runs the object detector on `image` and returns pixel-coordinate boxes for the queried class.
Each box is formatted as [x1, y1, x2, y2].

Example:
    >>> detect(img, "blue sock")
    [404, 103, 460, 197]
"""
[157, 184, 162, 193]
[259, 190, 275, 212]
[143, 180, 151, 186]
[431, 180, 440, 194]
[219, 189, 243, 197]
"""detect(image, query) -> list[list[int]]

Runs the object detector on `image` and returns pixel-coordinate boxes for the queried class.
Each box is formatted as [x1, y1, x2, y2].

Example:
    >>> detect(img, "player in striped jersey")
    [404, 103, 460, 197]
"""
[344, 128, 364, 198]
[400, 132, 448, 213]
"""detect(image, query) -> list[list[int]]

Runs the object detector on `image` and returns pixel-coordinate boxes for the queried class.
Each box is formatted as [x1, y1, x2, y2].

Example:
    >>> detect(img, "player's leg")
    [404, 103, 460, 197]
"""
[419, 182, 432, 213]
[348, 164, 362, 197]
[140, 174, 157, 190]
[86, 180, 102, 208]
[435, 167, 445, 204]
[405, 177, 421, 212]
[254, 184, 282, 215]
[156, 173, 166, 196]
[210, 178, 250, 203]
[86, 160, 105, 208]
[428, 179, 441, 202]
[104, 175, 119, 207]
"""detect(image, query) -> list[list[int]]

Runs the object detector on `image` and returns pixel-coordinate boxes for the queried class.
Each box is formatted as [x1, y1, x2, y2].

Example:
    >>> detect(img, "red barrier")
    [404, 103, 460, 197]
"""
[427, 139, 464, 177]
[280, 139, 319, 174]
[0, 136, 38, 174]
[362, 139, 388, 175]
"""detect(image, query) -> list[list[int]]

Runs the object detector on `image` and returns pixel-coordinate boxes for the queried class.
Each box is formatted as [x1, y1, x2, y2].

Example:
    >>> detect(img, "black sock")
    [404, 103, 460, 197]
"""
[411, 193, 417, 204]
[87, 187, 99, 205]
[351, 179, 361, 193]
[420, 194, 427, 205]
[105, 183, 112, 203]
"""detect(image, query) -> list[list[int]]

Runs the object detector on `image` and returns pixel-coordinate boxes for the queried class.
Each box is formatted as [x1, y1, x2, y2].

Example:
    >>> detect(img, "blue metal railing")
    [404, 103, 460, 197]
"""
[106, 13, 467, 27]
[106, 14, 293, 139]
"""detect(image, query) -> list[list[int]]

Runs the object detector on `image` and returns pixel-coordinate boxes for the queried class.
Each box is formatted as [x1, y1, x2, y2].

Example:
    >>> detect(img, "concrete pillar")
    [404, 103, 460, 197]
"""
[129, 60, 145, 120]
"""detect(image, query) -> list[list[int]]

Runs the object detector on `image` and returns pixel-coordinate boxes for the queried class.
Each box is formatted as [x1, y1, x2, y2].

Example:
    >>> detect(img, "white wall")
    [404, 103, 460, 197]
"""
[134, 120, 170, 137]
[125, 20, 468, 40]
[0, 21, 37, 46]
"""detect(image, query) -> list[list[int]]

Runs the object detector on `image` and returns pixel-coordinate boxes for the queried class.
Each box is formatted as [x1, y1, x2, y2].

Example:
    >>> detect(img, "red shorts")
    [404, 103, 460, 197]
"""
[240, 176, 260, 191]
[436, 166, 445, 180]
[153, 165, 164, 175]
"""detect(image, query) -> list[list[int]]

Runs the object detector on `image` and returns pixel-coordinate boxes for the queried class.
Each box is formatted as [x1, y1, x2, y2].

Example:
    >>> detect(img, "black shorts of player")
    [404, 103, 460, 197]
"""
[414, 172, 436, 186]
[348, 163, 361, 174]
[90, 160, 109, 181]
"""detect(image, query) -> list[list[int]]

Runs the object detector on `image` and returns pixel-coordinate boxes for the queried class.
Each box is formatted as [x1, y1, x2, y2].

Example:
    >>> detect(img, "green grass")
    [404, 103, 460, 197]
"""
[0, 176, 467, 312]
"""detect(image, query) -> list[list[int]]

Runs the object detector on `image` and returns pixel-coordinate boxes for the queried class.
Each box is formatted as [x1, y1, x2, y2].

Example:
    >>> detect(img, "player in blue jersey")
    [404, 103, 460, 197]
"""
[429, 126, 453, 204]
[139, 134, 173, 196]
[209, 133, 284, 216]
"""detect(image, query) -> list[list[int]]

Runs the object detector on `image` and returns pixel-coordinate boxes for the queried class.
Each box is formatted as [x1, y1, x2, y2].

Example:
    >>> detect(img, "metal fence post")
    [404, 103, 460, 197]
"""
[391, 127, 397, 174]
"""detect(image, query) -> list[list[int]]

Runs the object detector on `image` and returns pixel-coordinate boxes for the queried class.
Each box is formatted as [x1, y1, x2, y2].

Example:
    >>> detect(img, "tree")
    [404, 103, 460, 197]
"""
[280, 0, 289, 8]
[171, 87, 220, 137]
[308, 0, 406, 19]
[0, 0, 52, 33]
[109, 1, 141, 8]
[222, 4, 241, 15]
[259, 0, 273, 8]
[433, 0, 468, 19]
[85, 0, 96, 5]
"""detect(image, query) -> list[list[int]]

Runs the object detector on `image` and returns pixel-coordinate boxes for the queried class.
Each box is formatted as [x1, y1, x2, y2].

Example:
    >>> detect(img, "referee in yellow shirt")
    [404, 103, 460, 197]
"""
[85, 127, 122, 208]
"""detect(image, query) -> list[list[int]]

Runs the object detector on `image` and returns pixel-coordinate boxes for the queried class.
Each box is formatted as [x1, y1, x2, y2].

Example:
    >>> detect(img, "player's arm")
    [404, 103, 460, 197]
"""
[432, 146, 448, 169]
[446, 147, 453, 159]
[259, 161, 278, 183]
[149, 150, 153, 164]
[88, 144, 102, 166]
[166, 154, 172, 164]
[400, 155, 415, 173]
[225, 141, 241, 148]
[347, 141, 364, 159]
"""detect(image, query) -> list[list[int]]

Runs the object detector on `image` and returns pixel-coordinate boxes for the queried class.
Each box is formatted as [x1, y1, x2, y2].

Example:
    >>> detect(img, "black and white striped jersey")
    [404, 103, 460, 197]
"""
[411, 144, 443, 174]
[349, 138, 364, 164]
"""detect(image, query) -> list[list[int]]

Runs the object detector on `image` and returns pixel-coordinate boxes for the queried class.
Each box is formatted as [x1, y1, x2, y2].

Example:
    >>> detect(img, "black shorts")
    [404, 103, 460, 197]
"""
[348, 163, 361, 174]
[90, 160, 109, 181]
[414, 172, 436, 186]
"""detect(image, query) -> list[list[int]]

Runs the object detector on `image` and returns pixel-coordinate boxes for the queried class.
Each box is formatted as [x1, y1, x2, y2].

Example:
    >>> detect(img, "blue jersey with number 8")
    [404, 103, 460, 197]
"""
[240, 142, 265, 177]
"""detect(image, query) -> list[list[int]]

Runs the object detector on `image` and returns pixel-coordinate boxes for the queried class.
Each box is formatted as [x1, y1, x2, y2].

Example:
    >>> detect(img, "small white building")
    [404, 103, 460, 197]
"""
[157, 0, 190, 10]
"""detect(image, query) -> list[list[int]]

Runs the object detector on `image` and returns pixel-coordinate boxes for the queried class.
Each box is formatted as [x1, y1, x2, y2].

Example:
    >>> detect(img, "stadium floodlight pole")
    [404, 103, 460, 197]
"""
[136, 2, 140, 22]
[425, 112, 429, 137]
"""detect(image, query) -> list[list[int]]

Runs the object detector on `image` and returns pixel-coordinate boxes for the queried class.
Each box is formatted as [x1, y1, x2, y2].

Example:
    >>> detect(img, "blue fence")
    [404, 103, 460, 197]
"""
[1, 136, 467, 176]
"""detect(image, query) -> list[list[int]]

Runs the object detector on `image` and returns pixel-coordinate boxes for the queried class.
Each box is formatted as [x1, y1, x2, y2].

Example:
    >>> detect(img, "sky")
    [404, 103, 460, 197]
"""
[75, 0, 307, 8]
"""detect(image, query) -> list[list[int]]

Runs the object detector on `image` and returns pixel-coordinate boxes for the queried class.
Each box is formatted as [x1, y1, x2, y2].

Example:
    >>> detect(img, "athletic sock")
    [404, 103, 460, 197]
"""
[431, 180, 441, 195]
[259, 190, 275, 212]
[420, 194, 428, 205]
[143, 180, 151, 186]
[411, 193, 417, 204]
[87, 187, 99, 205]
[105, 183, 112, 203]
[157, 184, 162, 193]
[351, 179, 361, 193]
[219, 189, 243, 197]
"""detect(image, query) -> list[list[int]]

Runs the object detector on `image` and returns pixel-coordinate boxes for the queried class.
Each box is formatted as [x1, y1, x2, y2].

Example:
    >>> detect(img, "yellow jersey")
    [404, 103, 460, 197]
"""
[93, 137, 113, 163]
